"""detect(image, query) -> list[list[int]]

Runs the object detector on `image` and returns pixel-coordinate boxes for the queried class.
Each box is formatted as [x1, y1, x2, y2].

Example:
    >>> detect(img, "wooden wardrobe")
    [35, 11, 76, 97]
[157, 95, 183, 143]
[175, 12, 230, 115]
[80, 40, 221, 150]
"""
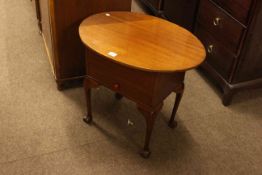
[32, 0, 132, 90]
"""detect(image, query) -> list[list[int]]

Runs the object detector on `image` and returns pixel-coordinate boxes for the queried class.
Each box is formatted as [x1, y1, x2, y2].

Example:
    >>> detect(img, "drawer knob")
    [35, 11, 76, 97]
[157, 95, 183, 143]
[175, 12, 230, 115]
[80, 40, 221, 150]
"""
[207, 45, 214, 54]
[213, 17, 221, 26]
[113, 83, 120, 90]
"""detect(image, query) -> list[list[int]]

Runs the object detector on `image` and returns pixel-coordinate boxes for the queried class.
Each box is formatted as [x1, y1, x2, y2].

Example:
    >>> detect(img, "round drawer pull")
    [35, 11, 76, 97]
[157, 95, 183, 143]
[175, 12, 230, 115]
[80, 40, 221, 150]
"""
[113, 83, 120, 90]
[207, 45, 214, 54]
[213, 17, 221, 26]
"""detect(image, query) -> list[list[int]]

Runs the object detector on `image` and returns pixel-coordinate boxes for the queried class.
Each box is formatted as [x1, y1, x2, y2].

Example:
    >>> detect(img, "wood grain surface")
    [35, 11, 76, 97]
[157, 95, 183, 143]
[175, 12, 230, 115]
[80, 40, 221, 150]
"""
[79, 12, 206, 72]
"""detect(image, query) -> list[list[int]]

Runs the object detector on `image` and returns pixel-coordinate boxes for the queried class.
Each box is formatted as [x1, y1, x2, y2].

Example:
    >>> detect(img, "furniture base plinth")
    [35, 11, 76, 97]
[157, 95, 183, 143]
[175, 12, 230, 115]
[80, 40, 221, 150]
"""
[200, 63, 262, 106]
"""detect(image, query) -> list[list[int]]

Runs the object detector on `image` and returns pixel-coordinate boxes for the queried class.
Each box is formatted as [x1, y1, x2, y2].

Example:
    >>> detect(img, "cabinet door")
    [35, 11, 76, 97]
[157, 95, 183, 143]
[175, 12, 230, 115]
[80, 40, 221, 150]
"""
[163, 0, 199, 30]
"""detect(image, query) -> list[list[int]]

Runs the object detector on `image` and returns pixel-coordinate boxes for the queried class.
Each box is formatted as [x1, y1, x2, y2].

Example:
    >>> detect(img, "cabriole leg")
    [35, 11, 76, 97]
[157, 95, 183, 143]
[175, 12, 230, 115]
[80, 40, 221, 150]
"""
[138, 104, 163, 158]
[168, 83, 185, 128]
[83, 78, 93, 124]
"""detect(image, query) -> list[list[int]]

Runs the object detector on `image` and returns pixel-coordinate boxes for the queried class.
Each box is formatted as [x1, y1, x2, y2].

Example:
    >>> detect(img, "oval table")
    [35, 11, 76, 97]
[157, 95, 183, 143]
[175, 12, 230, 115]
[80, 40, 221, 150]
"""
[79, 12, 206, 158]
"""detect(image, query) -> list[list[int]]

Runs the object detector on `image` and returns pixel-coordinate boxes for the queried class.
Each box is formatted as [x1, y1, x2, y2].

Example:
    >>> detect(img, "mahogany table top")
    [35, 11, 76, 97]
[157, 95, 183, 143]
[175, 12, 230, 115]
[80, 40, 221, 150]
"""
[79, 12, 206, 72]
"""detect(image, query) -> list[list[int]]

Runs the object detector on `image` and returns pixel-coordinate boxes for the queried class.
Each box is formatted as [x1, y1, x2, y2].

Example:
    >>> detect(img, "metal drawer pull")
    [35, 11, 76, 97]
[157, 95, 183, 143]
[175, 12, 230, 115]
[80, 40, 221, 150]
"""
[207, 45, 214, 53]
[128, 119, 134, 126]
[213, 17, 221, 26]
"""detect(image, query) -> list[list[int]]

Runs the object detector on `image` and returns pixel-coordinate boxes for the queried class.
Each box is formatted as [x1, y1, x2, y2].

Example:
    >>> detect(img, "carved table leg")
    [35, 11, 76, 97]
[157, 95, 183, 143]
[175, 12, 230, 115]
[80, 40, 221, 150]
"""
[168, 83, 185, 128]
[83, 79, 93, 124]
[138, 103, 163, 158]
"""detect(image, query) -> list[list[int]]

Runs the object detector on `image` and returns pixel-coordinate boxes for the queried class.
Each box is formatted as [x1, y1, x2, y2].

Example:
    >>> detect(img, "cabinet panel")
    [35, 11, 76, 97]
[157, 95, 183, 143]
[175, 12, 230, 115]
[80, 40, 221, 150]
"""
[234, 4, 262, 82]
[52, 0, 132, 79]
[86, 49, 155, 105]
[163, 0, 198, 30]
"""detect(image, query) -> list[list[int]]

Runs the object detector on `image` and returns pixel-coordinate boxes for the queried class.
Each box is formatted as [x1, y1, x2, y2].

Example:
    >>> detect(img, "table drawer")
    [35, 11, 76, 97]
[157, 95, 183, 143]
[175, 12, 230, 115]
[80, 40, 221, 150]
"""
[211, 0, 252, 24]
[86, 51, 156, 105]
[198, 0, 245, 54]
[195, 24, 236, 81]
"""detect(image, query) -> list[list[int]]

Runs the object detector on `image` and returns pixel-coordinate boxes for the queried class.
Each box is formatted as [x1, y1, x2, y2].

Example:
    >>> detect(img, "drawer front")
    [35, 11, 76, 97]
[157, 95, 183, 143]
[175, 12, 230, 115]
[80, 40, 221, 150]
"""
[211, 0, 252, 24]
[198, 0, 245, 54]
[195, 24, 236, 81]
[86, 50, 156, 105]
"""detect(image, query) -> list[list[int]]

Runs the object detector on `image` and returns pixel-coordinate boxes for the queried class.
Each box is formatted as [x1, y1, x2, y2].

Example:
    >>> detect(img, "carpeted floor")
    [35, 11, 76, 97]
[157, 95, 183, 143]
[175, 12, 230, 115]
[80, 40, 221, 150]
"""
[0, 0, 261, 174]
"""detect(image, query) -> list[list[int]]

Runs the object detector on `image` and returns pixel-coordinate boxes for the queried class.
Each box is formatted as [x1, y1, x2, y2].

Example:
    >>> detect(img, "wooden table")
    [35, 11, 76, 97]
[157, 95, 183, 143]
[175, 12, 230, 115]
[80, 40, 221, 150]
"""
[79, 12, 206, 158]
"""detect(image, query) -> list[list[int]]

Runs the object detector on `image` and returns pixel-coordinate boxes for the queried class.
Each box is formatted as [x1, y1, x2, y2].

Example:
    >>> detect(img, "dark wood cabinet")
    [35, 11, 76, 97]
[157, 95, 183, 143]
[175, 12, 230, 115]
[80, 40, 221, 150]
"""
[140, 0, 262, 105]
[194, 0, 262, 105]
[162, 0, 199, 30]
[33, 0, 132, 90]
[139, 0, 199, 30]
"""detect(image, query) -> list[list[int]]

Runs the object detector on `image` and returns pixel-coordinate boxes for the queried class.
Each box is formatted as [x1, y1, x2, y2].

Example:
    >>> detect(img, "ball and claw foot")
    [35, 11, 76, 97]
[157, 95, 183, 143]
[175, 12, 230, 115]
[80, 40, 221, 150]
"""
[83, 115, 92, 124]
[140, 150, 151, 159]
[168, 121, 178, 129]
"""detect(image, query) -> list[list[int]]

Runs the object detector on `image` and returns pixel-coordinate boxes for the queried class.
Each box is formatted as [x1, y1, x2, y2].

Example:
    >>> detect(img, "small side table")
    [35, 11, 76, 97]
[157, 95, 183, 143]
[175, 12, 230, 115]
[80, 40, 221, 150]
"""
[79, 12, 206, 158]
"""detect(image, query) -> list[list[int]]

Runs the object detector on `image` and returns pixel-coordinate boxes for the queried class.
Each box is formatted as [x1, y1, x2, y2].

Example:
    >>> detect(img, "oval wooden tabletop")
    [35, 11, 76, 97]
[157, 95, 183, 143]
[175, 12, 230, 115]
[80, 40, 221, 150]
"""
[79, 12, 206, 72]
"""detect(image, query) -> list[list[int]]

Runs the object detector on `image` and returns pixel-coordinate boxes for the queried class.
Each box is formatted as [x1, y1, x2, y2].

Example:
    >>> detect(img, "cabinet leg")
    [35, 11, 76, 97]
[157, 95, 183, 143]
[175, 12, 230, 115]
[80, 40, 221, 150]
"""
[83, 79, 93, 124]
[168, 83, 184, 128]
[222, 87, 235, 106]
[56, 81, 65, 91]
[138, 104, 163, 158]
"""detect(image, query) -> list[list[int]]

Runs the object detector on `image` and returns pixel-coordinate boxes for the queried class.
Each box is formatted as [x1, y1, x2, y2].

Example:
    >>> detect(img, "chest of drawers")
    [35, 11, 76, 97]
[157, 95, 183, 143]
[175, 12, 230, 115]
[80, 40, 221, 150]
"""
[140, 0, 262, 105]
[195, 0, 262, 105]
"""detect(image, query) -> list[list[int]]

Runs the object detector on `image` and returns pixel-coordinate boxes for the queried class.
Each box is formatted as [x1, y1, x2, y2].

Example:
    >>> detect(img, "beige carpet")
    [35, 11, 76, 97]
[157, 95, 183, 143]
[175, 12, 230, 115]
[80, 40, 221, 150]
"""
[0, 0, 262, 174]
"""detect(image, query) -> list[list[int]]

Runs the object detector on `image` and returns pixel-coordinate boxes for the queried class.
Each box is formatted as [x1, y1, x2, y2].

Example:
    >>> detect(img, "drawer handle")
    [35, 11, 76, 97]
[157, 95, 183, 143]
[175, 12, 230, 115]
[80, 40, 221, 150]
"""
[127, 119, 134, 126]
[213, 17, 221, 26]
[113, 83, 120, 90]
[207, 45, 214, 54]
